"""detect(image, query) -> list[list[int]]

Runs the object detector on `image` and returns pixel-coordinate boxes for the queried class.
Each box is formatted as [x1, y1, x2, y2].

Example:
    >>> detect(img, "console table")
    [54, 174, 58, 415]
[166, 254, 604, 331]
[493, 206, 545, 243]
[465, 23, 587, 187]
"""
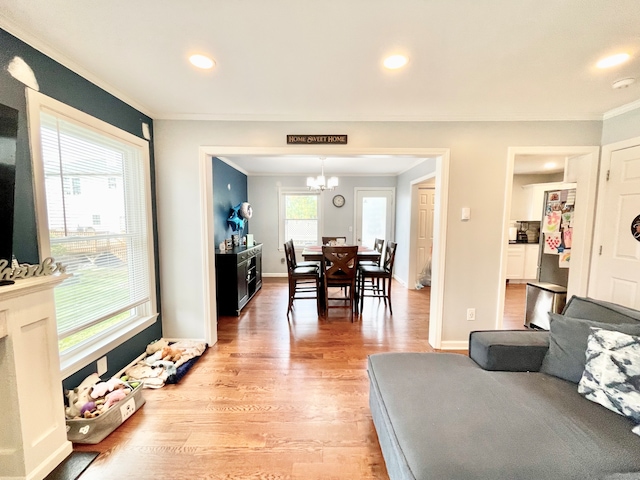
[215, 243, 262, 316]
[0, 275, 72, 480]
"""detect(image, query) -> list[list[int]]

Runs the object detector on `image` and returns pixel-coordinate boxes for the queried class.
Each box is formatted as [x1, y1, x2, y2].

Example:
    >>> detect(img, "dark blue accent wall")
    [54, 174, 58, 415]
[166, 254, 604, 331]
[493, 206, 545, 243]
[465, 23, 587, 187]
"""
[213, 157, 248, 246]
[0, 28, 163, 386]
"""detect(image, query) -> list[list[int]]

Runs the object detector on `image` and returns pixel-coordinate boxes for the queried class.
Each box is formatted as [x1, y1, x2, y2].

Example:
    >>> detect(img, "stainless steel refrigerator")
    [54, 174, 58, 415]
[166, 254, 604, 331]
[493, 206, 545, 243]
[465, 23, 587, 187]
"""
[525, 187, 575, 329]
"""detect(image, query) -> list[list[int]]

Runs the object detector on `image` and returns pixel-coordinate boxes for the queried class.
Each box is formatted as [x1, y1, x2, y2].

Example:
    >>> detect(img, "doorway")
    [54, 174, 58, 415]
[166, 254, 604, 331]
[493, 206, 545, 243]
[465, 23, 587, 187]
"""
[199, 147, 450, 349]
[498, 146, 600, 329]
[354, 188, 395, 247]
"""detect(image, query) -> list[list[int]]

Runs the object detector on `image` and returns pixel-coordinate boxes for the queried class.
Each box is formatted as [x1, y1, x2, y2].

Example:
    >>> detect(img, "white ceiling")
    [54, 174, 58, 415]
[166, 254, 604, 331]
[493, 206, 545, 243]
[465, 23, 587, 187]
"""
[1, 0, 639, 122]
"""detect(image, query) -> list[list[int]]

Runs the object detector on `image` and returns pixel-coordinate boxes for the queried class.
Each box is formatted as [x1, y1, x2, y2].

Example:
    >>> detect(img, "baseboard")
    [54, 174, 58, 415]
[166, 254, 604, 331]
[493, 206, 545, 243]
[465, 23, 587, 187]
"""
[439, 340, 469, 350]
[263, 273, 287, 278]
[393, 274, 407, 287]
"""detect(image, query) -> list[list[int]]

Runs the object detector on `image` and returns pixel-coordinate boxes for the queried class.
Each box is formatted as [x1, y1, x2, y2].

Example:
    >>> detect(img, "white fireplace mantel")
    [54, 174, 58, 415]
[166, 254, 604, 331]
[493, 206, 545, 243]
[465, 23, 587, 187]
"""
[0, 275, 73, 480]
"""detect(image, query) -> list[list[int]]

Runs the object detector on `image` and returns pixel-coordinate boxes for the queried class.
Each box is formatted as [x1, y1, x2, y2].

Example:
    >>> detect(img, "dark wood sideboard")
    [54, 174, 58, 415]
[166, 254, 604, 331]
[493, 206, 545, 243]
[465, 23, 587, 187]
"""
[215, 243, 262, 316]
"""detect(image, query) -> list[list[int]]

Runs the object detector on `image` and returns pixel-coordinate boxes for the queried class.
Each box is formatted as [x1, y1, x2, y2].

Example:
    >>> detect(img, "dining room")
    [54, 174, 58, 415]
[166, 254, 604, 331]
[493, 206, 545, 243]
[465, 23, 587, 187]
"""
[211, 153, 441, 323]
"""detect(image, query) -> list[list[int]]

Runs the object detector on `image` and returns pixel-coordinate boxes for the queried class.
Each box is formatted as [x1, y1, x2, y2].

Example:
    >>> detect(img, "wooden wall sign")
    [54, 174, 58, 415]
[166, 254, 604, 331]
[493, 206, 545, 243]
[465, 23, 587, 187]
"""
[287, 135, 347, 145]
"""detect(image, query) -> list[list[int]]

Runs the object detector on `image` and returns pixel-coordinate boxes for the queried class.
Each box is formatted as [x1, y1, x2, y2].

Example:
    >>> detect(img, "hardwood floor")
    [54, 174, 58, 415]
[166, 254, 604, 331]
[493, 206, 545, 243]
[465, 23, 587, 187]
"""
[75, 278, 434, 479]
[503, 282, 528, 330]
[75, 279, 527, 479]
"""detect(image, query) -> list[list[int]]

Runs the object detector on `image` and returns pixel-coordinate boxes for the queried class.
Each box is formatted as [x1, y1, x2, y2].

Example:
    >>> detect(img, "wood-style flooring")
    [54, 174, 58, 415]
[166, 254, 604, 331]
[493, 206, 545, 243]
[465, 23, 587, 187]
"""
[75, 278, 526, 479]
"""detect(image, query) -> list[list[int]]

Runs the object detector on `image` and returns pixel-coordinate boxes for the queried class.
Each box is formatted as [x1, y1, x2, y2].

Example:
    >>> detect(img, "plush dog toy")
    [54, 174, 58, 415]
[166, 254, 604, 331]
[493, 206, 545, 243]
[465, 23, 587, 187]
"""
[104, 388, 130, 408]
[146, 338, 169, 355]
[90, 377, 125, 399]
[161, 346, 182, 362]
[65, 372, 101, 419]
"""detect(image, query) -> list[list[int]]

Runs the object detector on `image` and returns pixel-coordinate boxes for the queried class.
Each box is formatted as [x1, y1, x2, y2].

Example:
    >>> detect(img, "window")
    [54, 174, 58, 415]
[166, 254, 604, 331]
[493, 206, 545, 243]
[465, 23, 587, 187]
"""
[279, 188, 321, 247]
[27, 90, 157, 376]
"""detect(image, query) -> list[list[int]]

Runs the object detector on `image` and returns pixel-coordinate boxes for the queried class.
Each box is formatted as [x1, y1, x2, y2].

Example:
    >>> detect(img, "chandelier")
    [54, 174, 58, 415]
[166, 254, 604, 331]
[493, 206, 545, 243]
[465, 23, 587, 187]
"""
[307, 157, 338, 191]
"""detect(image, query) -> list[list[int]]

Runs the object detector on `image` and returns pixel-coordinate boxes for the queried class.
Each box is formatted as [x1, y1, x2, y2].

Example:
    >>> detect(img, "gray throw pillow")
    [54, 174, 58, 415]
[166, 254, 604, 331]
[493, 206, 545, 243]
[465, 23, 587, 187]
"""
[563, 296, 640, 324]
[539, 313, 640, 384]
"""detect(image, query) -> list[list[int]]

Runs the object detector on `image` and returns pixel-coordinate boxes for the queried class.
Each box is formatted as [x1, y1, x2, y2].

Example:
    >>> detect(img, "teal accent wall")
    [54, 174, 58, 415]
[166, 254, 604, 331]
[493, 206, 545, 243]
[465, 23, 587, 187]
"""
[212, 157, 249, 246]
[0, 28, 163, 386]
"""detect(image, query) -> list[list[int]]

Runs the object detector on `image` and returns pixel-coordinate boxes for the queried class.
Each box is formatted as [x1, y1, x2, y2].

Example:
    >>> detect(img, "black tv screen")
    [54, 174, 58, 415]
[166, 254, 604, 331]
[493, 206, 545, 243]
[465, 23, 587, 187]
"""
[0, 103, 18, 267]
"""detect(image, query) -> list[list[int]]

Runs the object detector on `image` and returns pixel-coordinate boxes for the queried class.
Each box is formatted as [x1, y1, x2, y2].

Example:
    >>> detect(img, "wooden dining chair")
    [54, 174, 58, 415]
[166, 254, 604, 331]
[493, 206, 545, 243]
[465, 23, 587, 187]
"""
[284, 240, 321, 316]
[321, 245, 359, 322]
[360, 238, 384, 266]
[286, 239, 318, 268]
[358, 241, 397, 315]
[322, 236, 347, 246]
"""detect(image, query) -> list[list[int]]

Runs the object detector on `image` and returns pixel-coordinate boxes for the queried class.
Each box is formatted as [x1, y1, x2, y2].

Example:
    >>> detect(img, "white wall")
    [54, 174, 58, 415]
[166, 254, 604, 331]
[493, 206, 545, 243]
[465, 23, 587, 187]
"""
[153, 120, 601, 344]
[248, 174, 396, 274]
[602, 105, 640, 145]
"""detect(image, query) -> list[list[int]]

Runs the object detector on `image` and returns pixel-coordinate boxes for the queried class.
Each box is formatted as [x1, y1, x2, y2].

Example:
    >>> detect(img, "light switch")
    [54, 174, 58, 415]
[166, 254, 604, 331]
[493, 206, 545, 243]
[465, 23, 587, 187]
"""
[461, 207, 471, 221]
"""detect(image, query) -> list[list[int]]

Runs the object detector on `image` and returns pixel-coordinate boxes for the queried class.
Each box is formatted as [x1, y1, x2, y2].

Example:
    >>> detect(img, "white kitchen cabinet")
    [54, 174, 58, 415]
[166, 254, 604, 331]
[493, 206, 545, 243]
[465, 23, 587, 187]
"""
[506, 244, 525, 279]
[521, 182, 577, 221]
[507, 244, 540, 281]
[524, 244, 540, 279]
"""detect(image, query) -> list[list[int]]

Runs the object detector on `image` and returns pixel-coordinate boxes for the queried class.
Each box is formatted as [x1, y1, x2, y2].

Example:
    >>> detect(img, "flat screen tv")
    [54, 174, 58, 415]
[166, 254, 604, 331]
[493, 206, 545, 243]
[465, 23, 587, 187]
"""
[0, 103, 18, 284]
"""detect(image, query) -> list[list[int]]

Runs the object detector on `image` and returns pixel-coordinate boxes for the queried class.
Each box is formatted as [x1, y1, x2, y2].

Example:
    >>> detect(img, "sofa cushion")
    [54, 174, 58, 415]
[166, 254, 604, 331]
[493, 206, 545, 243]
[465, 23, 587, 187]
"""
[469, 330, 549, 371]
[368, 352, 640, 480]
[540, 313, 640, 384]
[563, 296, 640, 324]
[578, 328, 640, 423]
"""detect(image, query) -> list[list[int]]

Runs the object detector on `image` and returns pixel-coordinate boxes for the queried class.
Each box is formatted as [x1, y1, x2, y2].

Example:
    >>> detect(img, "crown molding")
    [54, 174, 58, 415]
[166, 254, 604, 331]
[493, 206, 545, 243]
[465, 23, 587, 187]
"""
[602, 98, 640, 120]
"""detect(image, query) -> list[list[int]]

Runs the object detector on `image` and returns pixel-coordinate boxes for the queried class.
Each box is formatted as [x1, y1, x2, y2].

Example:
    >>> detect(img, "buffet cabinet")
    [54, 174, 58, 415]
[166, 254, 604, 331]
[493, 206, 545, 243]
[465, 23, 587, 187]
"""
[215, 243, 262, 316]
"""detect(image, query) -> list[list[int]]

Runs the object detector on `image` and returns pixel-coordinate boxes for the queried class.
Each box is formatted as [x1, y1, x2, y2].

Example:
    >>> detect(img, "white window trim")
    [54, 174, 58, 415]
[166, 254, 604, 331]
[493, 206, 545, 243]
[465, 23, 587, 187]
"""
[277, 187, 322, 250]
[26, 88, 158, 378]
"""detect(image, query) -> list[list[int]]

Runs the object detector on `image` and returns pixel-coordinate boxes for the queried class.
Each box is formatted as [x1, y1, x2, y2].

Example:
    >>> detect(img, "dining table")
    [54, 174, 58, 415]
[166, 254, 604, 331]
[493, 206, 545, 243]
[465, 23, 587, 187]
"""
[301, 245, 381, 263]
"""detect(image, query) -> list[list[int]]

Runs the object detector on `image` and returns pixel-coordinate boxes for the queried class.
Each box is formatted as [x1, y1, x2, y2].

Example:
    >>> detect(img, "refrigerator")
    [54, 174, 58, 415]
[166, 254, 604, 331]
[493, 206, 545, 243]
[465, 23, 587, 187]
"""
[525, 187, 576, 329]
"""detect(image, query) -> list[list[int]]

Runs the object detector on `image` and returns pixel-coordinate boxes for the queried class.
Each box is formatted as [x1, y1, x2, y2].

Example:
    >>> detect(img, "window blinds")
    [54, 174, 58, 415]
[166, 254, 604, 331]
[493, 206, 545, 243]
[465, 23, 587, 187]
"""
[40, 111, 151, 345]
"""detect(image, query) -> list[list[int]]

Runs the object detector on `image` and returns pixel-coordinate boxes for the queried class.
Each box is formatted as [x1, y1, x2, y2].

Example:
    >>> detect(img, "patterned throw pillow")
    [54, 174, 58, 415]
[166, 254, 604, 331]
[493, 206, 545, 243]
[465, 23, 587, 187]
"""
[578, 328, 640, 424]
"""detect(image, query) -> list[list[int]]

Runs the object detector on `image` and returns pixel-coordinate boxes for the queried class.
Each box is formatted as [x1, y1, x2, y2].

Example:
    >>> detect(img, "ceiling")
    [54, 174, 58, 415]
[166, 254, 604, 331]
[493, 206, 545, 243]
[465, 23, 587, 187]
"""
[1, 1, 639, 123]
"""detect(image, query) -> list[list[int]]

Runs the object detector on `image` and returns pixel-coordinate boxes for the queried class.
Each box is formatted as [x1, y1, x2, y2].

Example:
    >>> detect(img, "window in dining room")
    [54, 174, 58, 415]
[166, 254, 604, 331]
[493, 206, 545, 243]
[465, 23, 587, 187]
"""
[279, 189, 321, 247]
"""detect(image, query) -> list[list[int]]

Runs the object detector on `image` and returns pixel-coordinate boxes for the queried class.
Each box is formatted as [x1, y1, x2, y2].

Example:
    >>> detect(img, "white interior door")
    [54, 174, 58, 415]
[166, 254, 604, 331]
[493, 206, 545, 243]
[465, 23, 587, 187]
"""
[416, 187, 435, 284]
[355, 189, 394, 247]
[592, 143, 640, 309]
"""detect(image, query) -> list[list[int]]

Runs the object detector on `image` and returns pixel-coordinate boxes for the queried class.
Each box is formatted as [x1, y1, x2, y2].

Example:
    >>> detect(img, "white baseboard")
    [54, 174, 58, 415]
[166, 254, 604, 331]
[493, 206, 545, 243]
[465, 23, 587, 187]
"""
[263, 273, 287, 278]
[439, 340, 469, 351]
[393, 274, 407, 287]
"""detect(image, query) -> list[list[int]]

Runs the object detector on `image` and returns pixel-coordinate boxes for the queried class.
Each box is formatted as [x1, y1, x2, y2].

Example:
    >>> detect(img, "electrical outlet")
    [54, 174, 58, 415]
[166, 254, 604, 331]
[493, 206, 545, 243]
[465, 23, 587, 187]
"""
[466, 308, 476, 321]
[97, 356, 108, 376]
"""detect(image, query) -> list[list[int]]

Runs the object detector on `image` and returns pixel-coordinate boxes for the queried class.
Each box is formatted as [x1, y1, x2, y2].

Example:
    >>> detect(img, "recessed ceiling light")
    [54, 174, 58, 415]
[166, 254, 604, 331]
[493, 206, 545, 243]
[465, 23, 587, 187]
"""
[189, 54, 215, 69]
[612, 77, 636, 89]
[383, 55, 408, 70]
[596, 53, 630, 69]
[543, 162, 557, 170]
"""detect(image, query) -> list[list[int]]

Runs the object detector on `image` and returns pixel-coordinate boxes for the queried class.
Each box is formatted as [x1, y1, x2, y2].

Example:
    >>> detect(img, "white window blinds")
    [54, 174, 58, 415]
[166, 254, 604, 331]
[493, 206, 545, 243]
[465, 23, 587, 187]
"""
[39, 111, 152, 350]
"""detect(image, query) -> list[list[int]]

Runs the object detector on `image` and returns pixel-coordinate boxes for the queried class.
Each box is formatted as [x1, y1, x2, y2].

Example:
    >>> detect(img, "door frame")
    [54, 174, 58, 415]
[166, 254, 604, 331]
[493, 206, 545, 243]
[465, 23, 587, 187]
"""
[588, 135, 640, 300]
[353, 187, 396, 246]
[497, 146, 600, 329]
[198, 146, 450, 349]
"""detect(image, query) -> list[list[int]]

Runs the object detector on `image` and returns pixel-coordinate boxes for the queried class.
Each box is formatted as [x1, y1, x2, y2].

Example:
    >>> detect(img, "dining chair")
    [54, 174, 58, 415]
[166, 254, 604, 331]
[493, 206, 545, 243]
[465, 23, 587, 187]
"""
[284, 240, 321, 316]
[358, 241, 397, 315]
[360, 238, 384, 266]
[322, 236, 347, 246]
[321, 245, 359, 322]
[286, 239, 318, 268]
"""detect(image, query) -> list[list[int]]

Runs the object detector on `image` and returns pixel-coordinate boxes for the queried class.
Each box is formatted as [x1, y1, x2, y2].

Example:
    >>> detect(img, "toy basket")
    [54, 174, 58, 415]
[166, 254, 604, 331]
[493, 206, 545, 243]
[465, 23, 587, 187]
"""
[65, 382, 145, 444]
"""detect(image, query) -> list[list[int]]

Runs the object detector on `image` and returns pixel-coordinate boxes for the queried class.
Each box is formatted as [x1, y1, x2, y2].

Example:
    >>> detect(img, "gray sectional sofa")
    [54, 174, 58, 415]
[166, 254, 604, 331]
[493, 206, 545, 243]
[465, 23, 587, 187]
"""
[368, 296, 640, 480]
